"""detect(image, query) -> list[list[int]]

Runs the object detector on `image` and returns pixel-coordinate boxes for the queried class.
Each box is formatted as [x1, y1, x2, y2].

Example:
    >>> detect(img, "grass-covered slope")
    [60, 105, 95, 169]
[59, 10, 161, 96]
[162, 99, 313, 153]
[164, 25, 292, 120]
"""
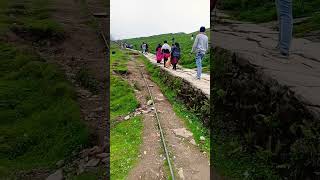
[0, 0, 63, 41]
[123, 30, 210, 72]
[0, 43, 89, 177]
[0, 0, 90, 177]
[110, 43, 143, 180]
[218, 0, 320, 36]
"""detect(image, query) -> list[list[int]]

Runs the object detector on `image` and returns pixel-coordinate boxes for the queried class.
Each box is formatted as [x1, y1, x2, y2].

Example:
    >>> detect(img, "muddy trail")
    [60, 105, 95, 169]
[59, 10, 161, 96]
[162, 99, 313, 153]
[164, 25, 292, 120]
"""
[15, 0, 109, 179]
[122, 52, 210, 180]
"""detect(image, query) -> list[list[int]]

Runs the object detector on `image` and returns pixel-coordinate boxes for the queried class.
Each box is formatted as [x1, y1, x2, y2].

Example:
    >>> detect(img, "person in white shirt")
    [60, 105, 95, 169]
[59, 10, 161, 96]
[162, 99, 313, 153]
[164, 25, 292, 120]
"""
[191, 26, 208, 80]
[161, 40, 171, 67]
[141, 42, 147, 54]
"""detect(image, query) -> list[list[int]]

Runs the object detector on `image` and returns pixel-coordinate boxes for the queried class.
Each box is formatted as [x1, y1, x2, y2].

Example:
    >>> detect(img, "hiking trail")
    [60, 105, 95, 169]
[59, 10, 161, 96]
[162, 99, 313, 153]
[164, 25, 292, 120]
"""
[124, 51, 210, 180]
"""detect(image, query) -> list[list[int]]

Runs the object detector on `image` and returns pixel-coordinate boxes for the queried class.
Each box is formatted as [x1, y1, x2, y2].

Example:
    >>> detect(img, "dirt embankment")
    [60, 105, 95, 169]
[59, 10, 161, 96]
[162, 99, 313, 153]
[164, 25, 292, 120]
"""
[212, 46, 320, 179]
[148, 65, 210, 127]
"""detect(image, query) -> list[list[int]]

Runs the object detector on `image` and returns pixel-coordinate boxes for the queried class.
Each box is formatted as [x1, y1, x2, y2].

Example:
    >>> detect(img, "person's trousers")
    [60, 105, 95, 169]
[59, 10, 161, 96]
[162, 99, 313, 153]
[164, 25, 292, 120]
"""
[195, 52, 205, 79]
[172, 63, 177, 70]
[275, 0, 293, 54]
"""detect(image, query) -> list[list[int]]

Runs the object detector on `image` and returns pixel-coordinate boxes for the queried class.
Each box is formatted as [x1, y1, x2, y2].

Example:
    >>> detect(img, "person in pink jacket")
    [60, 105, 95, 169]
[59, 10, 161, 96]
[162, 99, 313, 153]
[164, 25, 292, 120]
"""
[155, 44, 163, 63]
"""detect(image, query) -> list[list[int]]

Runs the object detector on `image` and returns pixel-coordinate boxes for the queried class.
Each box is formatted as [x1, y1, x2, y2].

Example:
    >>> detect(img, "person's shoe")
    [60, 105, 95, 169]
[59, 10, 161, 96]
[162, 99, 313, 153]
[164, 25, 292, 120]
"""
[270, 50, 289, 60]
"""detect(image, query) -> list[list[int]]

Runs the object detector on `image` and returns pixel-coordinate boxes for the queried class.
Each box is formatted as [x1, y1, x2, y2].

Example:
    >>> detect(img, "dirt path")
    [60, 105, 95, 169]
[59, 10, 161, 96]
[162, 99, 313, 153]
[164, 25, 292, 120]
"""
[126, 59, 166, 180]
[125, 53, 210, 180]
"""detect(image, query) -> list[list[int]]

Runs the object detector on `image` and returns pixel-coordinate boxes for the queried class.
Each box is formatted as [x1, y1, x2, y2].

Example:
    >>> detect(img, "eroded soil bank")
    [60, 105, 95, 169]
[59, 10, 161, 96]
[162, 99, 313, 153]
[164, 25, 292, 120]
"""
[212, 46, 320, 179]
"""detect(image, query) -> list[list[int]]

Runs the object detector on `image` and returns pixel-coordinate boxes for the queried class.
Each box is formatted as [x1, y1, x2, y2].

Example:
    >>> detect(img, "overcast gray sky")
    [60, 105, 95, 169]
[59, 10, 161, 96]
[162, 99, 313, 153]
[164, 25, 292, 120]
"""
[110, 0, 210, 40]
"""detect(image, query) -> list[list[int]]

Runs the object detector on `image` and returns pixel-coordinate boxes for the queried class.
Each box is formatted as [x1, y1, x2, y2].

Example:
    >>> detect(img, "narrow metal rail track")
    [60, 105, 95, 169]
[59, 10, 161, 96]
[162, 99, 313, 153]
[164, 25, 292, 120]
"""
[86, 3, 176, 179]
[135, 60, 175, 180]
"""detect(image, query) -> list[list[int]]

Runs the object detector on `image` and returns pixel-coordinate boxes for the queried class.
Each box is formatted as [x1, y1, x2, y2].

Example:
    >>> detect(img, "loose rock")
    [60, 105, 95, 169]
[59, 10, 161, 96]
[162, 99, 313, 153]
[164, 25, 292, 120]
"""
[96, 153, 108, 159]
[178, 168, 185, 180]
[200, 136, 206, 141]
[173, 128, 193, 139]
[147, 100, 153, 106]
[55, 160, 64, 168]
[89, 146, 101, 155]
[124, 115, 130, 120]
[85, 158, 100, 167]
[190, 139, 197, 145]
[46, 169, 63, 180]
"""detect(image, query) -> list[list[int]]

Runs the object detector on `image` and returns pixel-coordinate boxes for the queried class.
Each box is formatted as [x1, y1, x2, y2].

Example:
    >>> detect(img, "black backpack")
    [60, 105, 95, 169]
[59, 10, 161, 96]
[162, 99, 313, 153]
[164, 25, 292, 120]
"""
[172, 47, 181, 58]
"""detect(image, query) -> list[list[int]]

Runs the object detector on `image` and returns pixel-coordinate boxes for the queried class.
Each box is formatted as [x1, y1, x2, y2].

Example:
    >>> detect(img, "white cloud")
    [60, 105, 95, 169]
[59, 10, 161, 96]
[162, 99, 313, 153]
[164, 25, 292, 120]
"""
[111, 0, 210, 40]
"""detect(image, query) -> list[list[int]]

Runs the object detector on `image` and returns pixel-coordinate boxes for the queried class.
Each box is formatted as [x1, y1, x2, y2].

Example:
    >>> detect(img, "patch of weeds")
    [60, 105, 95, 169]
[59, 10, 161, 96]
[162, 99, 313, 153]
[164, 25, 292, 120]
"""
[110, 44, 143, 179]
[75, 67, 99, 94]
[110, 116, 143, 180]
[294, 13, 320, 37]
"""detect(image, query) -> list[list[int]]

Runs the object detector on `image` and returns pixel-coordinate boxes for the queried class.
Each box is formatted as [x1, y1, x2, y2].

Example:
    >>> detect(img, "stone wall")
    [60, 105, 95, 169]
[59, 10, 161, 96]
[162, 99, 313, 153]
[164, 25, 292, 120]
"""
[211, 46, 320, 179]
[146, 63, 210, 126]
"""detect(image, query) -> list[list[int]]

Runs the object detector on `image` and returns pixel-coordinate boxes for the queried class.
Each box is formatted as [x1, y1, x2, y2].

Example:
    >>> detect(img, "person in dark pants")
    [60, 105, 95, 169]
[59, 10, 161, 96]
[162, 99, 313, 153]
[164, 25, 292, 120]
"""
[161, 40, 171, 67]
[171, 42, 181, 70]
[275, 0, 293, 58]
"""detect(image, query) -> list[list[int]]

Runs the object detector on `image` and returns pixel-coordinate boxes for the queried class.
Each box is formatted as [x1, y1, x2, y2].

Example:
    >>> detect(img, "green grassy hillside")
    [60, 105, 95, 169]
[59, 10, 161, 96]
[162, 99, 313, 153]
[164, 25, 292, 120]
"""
[110, 43, 143, 180]
[124, 30, 210, 72]
[218, 0, 320, 36]
[0, 0, 89, 177]
[0, 43, 89, 177]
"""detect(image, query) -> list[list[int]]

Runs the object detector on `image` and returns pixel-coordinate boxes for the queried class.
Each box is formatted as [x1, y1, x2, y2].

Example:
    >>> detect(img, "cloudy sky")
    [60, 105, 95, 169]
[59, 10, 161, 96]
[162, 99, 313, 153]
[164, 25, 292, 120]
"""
[110, 0, 210, 40]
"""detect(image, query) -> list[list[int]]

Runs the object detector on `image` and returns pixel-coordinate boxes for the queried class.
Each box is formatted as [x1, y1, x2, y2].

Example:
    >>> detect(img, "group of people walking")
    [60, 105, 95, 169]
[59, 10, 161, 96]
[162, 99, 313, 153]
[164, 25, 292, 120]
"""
[144, 26, 208, 80]
[155, 41, 181, 70]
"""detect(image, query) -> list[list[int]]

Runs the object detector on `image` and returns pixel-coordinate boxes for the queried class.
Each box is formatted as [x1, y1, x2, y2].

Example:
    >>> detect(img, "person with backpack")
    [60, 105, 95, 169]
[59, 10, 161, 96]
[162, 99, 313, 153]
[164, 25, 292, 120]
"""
[155, 44, 163, 63]
[191, 26, 208, 80]
[161, 40, 171, 67]
[171, 42, 181, 70]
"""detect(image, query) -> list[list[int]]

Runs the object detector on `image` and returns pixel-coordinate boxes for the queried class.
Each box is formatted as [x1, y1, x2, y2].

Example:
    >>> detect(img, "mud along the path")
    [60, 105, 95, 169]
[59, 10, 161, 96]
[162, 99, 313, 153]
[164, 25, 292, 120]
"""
[124, 55, 210, 180]
[39, 0, 108, 146]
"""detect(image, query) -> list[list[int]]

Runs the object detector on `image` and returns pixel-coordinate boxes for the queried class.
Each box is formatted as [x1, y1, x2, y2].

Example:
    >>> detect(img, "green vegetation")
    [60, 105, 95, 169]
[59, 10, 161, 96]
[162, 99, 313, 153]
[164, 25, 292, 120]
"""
[110, 44, 143, 179]
[0, 0, 63, 41]
[294, 13, 320, 37]
[137, 54, 210, 154]
[218, 0, 320, 36]
[110, 44, 139, 123]
[124, 30, 210, 72]
[75, 66, 100, 94]
[0, 43, 89, 177]
[110, 117, 142, 180]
